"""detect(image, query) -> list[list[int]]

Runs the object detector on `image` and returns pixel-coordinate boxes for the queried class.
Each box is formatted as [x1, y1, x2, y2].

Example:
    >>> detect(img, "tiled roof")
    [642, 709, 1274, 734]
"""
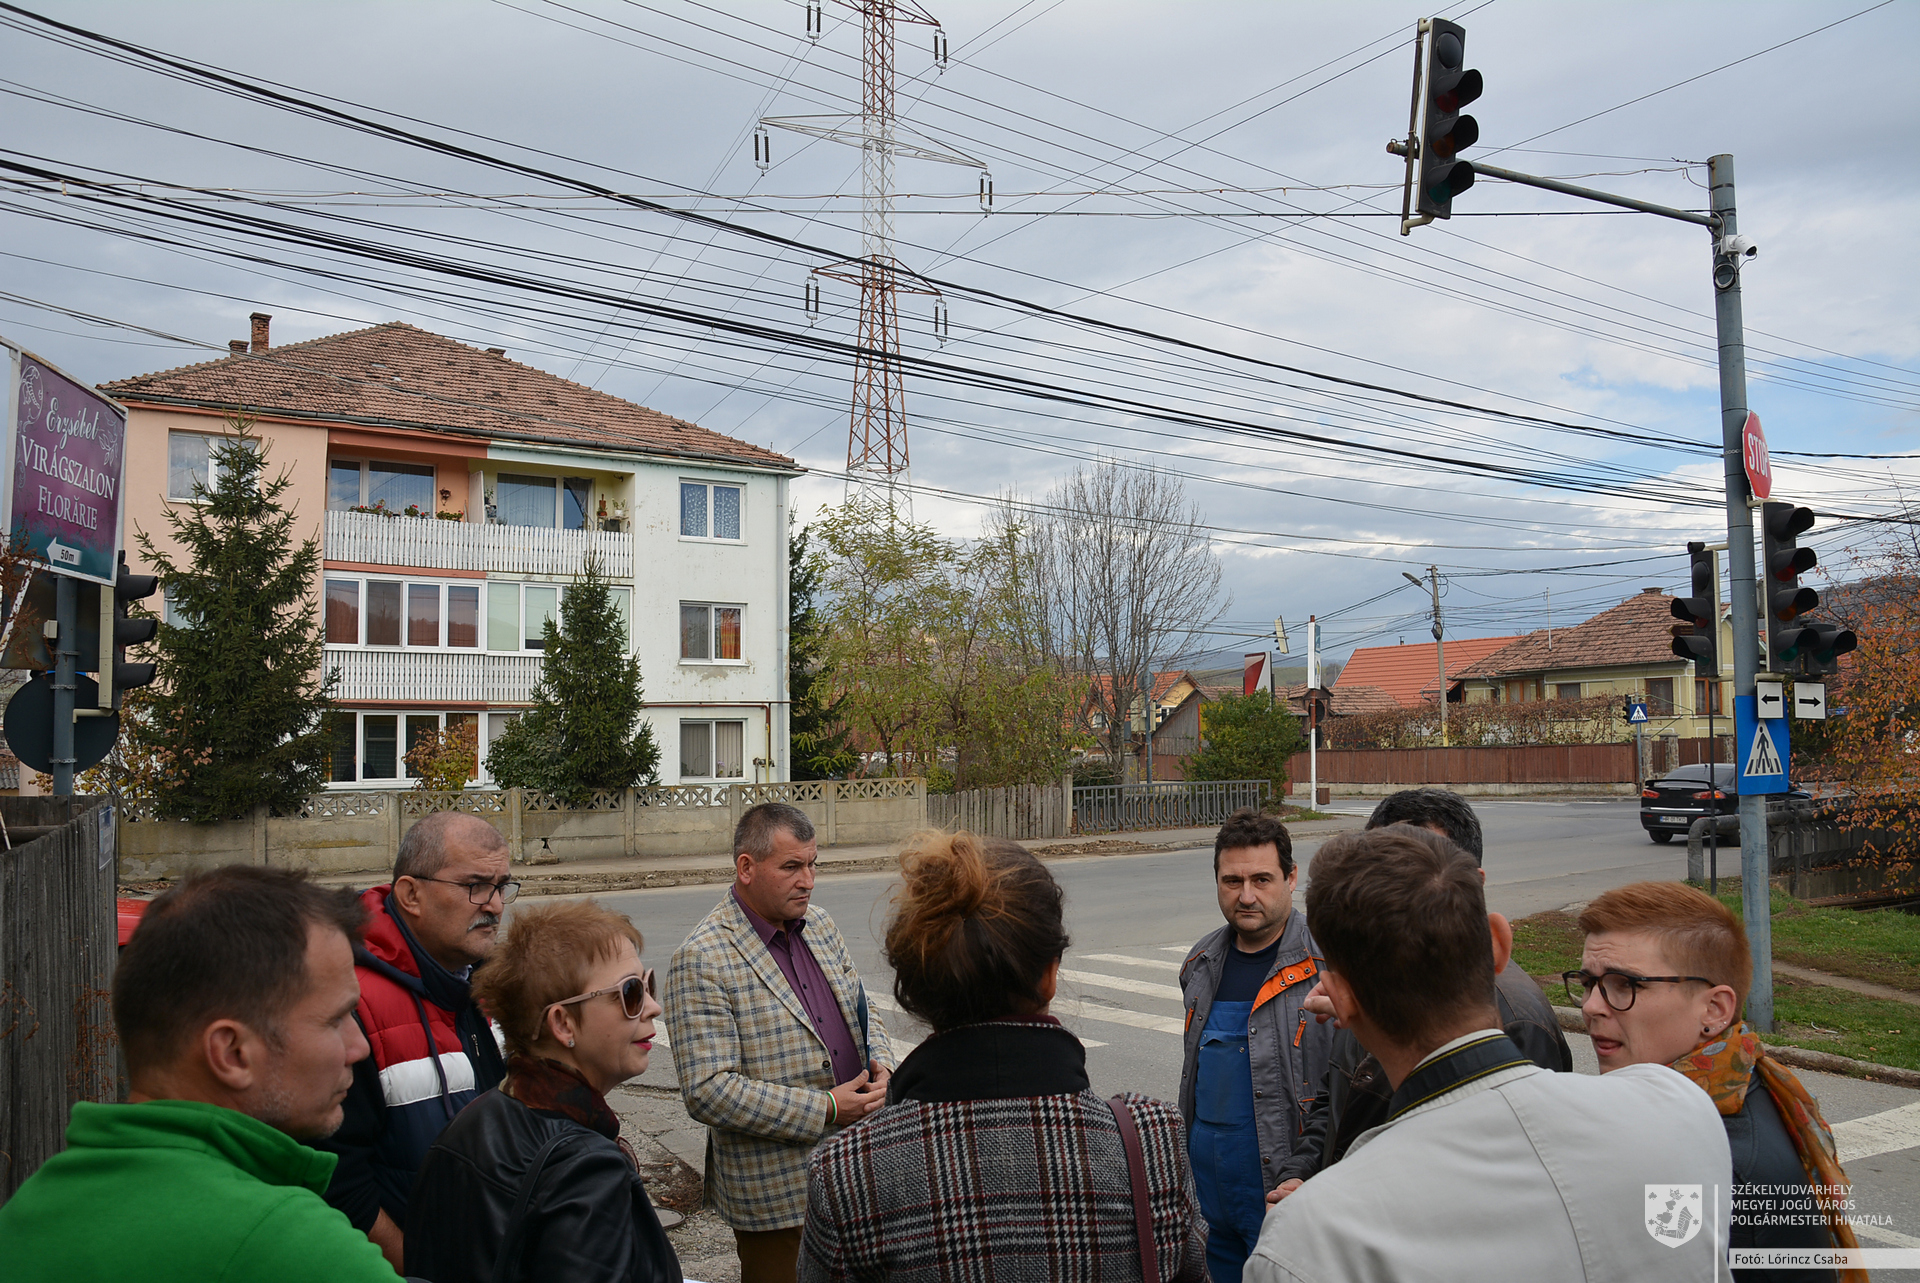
[1279, 683, 1401, 717]
[1087, 670, 1192, 708]
[1333, 636, 1523, 708]
[1458, 589, 1686, 679]
[103, 322, 796, 470]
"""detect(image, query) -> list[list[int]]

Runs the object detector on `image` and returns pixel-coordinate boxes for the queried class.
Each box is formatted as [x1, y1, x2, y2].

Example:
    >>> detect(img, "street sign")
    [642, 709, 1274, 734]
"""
[1626, 700, 1649, 724]
[1792, 681, 1827, 720]
[2, 342, 128, 587]
[3, 672, 117, 773]
[1274, 617, 1289, 652]
[1243, 652, 1267, 696]
[1741, 411, 1771, 501]
[1754, 680, 1785, 719]
[1733, 694, 1788, 795]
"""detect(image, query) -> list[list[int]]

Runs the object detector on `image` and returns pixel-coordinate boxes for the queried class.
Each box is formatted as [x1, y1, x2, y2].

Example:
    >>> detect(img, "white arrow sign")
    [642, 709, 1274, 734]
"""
[1755, 681, 1785, 719]
[1793, 682, 1828, 720]
[46, 538, 81, 567]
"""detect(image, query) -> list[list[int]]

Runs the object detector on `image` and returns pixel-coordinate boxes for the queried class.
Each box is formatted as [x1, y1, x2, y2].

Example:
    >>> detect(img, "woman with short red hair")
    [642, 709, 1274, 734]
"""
[1571, 881, 1860, 1283]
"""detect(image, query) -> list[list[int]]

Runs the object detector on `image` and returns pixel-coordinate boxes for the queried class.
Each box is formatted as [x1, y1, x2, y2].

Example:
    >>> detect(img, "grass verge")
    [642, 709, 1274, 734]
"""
[1509, 887, 1920, 1072]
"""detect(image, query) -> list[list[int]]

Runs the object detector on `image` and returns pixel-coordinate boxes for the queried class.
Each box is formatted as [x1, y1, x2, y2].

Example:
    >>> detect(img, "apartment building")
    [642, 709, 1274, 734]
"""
[105, 316, 800, 788]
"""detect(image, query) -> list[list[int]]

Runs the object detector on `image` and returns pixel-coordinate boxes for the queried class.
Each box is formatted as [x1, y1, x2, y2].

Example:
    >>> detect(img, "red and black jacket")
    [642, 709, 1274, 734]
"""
[318, 884, 507, 1233]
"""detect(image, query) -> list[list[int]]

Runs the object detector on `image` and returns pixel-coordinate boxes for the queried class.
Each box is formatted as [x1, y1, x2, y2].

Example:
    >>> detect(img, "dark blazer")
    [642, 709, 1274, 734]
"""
[1277, 963, 1573, 1183]
[1728, 1068, 1837, 1283]
[406, 1089, 681, 1283]
[801, 1019, 1208, 1282]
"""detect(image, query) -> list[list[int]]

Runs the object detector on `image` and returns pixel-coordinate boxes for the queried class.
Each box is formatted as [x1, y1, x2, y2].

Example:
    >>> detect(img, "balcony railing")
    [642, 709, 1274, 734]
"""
[324, 508, 634, 578]
[326, 646, 544, 705]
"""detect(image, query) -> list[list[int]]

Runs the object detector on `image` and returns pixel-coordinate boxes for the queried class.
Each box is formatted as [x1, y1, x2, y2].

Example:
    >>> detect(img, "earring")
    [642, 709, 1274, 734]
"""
[566, 1038, 575, 1047]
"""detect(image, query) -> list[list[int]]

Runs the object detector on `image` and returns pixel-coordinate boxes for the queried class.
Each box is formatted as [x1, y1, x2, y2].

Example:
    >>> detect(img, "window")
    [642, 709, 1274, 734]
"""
[163, 583, 197, 628]
[497, 473, 557, 528]
[680, 481, 743, 540]
[524, 586, 558, 651]
[488, 582, 520, 651]
[363, 715, 399, 779]
[325, 580, 360, 644]
[448, 585, 480, 649]
[327, 459, 435, 514]
[1555, 682, 1582, 701]
[562, 478, 593, 531]
[680, 719, 746, 779]
[407, 584, 441, 647]
[329, 711, 482, 786]
[405, 715, 440, 778]
[1646, 678, 1676, 716]
[680, 602, 743, 662]
[608, 587, 631, 650]
[168, 432, 251, 500]
[1695, 679, 1724, 716]
[330, 715, 357, 783]
[366, 582, 403, 646]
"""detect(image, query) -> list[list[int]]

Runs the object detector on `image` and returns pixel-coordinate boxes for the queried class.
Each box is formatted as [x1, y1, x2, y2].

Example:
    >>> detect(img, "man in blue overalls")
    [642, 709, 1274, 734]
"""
[1178, 809, 1331, 1282]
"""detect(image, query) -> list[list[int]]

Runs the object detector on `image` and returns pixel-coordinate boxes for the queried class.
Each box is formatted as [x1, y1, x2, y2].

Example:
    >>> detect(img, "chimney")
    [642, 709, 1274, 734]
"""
[228, 340, 248, 355]
[485, 347, 506, 357]
[250, 311, 271, 354]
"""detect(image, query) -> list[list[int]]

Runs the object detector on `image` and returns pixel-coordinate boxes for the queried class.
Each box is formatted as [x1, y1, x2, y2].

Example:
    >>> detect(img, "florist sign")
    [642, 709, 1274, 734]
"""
[3, 340, 126, 586]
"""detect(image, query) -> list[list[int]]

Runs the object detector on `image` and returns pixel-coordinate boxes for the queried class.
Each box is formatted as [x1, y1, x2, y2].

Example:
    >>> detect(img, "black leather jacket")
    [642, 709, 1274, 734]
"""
[1276, 964, 1573, 1184]
[406, 1089, 682, 1283]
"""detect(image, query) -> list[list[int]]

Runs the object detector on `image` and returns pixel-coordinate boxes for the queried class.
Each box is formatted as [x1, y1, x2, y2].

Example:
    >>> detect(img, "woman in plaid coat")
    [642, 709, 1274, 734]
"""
[801, 832, 1208, 1283]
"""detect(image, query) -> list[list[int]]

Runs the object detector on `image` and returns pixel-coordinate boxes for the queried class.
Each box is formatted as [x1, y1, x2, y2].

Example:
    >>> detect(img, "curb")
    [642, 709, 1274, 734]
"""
[1552, 1006, 1920, 1089]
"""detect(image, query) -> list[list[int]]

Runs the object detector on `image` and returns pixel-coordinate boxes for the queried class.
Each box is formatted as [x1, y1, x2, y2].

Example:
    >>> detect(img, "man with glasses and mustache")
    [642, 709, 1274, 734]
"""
[319, 810, 514, 1274]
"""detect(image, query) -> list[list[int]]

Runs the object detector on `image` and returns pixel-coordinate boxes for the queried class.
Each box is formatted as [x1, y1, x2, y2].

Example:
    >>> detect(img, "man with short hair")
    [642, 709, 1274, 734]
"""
[0, 866, 398, 1280]
[1244, 827, 1732, 1282]
[667, 801, 894, 1283]
[1177, 807, 1333, 1282]
[1272, 788, 1572, 1196]
[318, 809, 510, 1271]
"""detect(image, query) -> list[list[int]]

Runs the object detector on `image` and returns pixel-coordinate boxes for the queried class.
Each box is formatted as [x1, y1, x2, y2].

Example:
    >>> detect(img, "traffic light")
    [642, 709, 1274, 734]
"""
[1669, 541, 1717, 674]
[109, 554, 158, 705]
[1760, 502, 1819, 670]
[1417, 18, 1482, 219]
[1794, 621, 1857, 677]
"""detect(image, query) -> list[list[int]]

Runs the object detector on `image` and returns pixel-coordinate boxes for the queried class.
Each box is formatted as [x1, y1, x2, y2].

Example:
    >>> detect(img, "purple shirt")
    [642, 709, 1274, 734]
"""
[732, 887, 865, 1085]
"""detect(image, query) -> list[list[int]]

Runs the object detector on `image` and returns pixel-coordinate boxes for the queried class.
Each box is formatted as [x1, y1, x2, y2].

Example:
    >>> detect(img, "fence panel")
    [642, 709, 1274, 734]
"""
[1071, 779, 1268, 834]
[1, 797, 119, 1205]
[1285, 745, 1636, 786]
[928, 779, 1072, 841]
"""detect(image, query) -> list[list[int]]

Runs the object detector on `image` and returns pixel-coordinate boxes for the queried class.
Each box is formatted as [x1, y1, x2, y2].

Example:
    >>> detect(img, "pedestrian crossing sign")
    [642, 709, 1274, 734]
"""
[1733, 694, 1789, 795]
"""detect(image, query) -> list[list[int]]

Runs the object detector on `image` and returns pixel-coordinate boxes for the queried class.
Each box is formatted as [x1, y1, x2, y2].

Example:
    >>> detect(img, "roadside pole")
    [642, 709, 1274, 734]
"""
[52, 572, 76, 795]
[1708, 154, 1772, 1031]
[1307, 615, 1319, 808]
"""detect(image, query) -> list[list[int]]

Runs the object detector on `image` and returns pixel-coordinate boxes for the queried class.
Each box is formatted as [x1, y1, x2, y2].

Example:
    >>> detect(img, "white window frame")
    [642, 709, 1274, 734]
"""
[321, 575, 485, 650]
[327, 457, 439, 515]
[330, 709, 484, 786]
[678, 479, 746, 543]
[167, 430, 251, 502]
[679, 718, 747, 780]
[679, 601, 746, 665]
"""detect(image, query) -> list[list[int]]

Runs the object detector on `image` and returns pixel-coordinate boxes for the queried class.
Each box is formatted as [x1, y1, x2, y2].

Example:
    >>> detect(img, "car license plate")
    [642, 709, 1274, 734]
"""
[1661, 816, 1687, 825]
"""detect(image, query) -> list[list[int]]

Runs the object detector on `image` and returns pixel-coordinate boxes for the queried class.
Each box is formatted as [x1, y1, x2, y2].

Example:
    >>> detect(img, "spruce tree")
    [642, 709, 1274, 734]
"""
[486, 554, 659, 802]
[133, 420, 334, 820]
[788, 524, 853, 779]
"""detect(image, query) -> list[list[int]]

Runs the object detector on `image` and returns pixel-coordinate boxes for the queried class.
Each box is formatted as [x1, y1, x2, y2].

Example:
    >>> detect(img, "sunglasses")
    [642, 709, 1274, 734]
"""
[548, 968, 657, 1021]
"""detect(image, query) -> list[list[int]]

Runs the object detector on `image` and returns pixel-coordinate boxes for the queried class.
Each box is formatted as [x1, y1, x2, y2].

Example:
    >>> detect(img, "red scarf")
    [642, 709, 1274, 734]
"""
[1669, 1023, 1864, 1281]
[502, 1054, 637, 1168]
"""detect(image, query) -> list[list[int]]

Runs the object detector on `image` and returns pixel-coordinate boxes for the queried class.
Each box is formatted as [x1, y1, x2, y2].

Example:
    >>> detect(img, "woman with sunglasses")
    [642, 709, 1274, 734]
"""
[406, 899, 682, 1283]
[1570, 882, 1859, 1283]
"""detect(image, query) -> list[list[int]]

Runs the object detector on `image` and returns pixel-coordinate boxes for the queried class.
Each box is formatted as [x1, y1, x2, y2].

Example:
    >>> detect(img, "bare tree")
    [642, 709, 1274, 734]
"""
[997, 460, 1229, 770]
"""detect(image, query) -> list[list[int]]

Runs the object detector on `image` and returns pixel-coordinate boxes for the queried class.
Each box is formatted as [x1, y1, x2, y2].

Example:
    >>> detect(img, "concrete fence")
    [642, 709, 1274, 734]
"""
[928, 775, 1075, 841]
[1, 797, 121, 1204]
[118, 778, 929, 881]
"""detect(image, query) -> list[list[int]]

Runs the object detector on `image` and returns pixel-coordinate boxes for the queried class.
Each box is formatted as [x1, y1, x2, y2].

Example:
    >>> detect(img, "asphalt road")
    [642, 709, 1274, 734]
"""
[591, 797, 1920, 1258]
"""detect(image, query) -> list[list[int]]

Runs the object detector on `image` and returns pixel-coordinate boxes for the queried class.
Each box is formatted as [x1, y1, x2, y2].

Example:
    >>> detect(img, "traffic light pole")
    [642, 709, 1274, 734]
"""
[52, 572, 76, 796]
[1708, 154, 1773, 1033]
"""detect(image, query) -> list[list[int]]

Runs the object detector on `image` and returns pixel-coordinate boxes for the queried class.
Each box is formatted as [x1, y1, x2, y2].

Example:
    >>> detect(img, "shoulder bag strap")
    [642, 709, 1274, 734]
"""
[1105, 1095, 1163, 1283]
[490, 1129, 571, 1283]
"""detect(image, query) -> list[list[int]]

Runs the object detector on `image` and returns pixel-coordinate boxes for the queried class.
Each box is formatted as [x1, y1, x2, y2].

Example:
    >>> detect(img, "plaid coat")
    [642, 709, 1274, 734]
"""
[665, 889, 893, 1231]
[800, 1022, 1207, 1283]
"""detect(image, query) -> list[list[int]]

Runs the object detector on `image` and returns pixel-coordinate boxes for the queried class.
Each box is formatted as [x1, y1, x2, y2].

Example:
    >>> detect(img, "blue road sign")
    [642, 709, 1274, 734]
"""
[1733, 694, 1789, 795]
[1626, 700, 1649, 724]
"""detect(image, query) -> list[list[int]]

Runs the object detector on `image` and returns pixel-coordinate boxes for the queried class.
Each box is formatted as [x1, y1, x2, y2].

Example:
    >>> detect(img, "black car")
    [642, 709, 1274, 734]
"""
[1638, 764, 1811, 842]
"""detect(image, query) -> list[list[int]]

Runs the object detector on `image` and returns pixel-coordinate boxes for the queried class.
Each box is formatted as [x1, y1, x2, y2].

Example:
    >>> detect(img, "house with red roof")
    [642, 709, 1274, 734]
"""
[1332, 635, 1523, 709]
[105, 316, 802, 787]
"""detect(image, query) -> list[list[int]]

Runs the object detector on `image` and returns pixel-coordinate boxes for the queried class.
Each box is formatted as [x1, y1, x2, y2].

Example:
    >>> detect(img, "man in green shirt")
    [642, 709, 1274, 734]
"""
[0, 865, 400, 1281]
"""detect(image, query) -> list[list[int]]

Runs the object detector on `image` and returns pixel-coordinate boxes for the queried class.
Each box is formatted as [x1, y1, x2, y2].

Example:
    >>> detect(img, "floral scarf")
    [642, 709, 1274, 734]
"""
[1669, 1023, 1863, 1279]
[502, 1054, 638, 1169]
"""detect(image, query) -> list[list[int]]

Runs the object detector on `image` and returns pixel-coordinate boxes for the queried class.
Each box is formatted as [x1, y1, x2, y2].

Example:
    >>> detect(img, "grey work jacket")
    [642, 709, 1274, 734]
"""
[1176, 910, 1333, 1185]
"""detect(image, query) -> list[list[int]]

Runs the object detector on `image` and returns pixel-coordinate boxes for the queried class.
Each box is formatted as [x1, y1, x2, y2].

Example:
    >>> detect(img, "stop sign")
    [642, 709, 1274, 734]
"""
[1742, 411, 1771, 501]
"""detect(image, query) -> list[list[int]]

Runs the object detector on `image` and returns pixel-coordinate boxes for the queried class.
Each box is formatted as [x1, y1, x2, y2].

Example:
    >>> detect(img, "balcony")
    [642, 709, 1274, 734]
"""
[326, 646, 544, 705]
[324, 508, 634, 578]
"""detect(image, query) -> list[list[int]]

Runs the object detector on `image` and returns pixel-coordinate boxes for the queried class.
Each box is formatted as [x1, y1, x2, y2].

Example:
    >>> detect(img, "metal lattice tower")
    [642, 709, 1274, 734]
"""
[763, 2, 980, 516]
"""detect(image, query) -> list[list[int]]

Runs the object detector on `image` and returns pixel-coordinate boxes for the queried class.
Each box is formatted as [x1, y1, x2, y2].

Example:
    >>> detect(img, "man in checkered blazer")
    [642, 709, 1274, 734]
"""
[665, 802, 895, 1283]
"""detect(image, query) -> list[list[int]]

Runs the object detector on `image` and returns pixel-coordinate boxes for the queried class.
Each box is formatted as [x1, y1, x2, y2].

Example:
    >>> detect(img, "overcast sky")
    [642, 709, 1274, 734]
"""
[3, 0, 1915, 666]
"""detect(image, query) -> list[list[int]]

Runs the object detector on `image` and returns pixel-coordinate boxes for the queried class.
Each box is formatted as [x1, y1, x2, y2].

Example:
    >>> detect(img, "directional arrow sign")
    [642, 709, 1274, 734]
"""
[45, 537, 80, 567]
[1734, 694, 1789, 794]
[1793, 682, 1827, 720]
[1755, 680, 1785, 720]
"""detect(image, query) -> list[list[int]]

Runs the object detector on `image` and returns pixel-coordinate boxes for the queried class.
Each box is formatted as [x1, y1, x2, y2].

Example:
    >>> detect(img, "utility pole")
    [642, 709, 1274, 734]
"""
[1405, 566, 1446, 744]
[1306, 615, 1319, 807]
[51, 572, 76, 795]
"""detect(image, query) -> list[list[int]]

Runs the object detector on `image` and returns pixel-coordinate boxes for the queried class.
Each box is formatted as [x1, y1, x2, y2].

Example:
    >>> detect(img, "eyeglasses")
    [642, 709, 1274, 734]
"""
[549, 969, 657, 1021]
[1562, 969, 1716, 1012]
[411, 875, 521, 905]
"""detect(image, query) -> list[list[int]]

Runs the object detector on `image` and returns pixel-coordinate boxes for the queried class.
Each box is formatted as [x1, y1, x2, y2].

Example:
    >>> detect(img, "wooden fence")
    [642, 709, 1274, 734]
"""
[1285, 744, 1636, 786]
[1, 797, 120, 1205]
[927, 775, 1073, 841]
[1073, 780, 1269, 833]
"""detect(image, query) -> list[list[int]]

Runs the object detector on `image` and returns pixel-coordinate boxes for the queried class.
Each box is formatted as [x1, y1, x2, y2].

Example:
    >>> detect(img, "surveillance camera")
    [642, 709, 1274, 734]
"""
[1719, 234, 1757, 260]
